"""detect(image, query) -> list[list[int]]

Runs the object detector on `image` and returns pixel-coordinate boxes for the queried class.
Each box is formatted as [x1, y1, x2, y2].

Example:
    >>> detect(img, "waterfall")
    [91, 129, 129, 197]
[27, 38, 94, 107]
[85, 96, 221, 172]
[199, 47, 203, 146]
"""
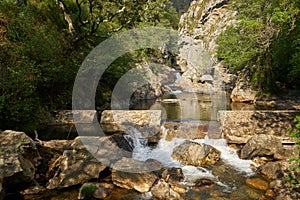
[194, 136, 257, 176]
[125, 126, 257, 178]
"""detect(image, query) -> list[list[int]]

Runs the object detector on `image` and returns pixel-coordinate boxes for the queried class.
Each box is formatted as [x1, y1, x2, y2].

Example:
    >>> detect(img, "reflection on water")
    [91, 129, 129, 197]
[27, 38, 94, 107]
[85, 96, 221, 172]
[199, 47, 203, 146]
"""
[132, 92, 230, 121]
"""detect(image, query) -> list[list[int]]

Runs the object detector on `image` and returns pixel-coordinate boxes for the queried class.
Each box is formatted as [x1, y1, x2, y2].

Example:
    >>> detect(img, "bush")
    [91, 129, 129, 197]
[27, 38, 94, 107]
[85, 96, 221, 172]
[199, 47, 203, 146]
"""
[288, 116, 300, 190]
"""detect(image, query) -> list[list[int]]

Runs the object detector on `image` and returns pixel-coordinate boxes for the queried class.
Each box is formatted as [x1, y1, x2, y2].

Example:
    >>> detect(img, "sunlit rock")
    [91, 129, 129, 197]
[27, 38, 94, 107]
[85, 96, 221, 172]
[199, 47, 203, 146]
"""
[163, 122, 208, 141]
[111, 158, 158, 193]
[240, 134, 282, 159]
[151, 179, 184, 200]
[172, 141, 220, 166]
[245, 177, 269, 191]
[0, 130, 40, 189]
[230, 78, 257, 102]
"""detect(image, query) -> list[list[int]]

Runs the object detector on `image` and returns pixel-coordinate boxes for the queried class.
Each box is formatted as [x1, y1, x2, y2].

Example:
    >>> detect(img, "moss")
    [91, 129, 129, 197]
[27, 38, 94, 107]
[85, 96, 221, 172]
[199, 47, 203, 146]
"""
[79, 183, 96, 199]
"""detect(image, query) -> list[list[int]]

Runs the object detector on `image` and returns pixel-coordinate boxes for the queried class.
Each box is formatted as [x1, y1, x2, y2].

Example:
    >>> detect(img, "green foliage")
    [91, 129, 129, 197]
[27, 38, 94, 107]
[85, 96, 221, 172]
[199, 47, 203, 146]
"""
[79, 183, 96, 199]
[216, 0, 300, 93]
[287, 116, 300, 190]
[0, 0, 179, 132]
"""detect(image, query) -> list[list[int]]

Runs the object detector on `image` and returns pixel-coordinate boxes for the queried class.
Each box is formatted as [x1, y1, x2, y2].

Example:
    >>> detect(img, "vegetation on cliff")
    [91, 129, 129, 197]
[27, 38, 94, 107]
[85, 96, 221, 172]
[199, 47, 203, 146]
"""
[217, 0, 300, 93]
[0, 0, 178, 131]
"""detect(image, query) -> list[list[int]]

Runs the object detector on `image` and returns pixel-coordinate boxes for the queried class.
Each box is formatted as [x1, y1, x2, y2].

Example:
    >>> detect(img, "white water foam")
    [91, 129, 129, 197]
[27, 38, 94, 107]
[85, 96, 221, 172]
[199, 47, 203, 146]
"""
[194, 136, 258, 176]
[128, 126, 185, 168]
[125, 125, 257, 187]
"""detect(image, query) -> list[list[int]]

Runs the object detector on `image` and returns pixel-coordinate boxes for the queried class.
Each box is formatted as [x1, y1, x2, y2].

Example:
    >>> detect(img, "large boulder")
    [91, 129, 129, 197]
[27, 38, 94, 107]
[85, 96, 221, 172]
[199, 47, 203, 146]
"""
[240, 134, 282, 159]
[111, 158, 159, 193]
[151, 180, 184, 200]
[230, 78, 257, 102]
[46, 136, 122, 189]
[172, 141, 221, 166]
[0, 130, 40, 188]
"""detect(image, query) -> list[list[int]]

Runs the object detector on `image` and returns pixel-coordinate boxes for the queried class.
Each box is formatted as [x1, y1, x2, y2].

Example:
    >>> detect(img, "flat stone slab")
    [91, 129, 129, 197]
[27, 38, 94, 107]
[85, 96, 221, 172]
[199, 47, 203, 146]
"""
[100, 110, 161, 133]
[218, 110, 300, 144]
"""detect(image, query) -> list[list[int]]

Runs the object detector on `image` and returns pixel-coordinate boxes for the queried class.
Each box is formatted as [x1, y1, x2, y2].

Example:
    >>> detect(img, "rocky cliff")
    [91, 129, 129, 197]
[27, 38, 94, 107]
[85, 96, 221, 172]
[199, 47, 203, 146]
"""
[176, 0, 237, 94]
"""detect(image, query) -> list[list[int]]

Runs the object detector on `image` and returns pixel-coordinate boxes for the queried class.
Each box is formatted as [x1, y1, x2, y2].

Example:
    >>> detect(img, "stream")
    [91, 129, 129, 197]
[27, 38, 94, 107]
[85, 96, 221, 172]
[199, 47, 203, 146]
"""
[22, 74, 269, 200]
[120, 88, 267, 199]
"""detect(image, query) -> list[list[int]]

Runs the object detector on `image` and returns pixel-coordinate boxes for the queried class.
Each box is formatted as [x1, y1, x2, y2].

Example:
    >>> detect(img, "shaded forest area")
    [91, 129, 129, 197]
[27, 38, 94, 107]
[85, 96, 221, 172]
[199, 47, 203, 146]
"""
[0, 0, 179, 131]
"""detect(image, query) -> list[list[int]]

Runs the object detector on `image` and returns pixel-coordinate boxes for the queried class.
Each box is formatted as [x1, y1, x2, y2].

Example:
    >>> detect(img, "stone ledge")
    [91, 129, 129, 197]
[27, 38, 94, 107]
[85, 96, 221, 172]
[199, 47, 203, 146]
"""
[218, 110, 300, 144]
[100, 110, 161, 133]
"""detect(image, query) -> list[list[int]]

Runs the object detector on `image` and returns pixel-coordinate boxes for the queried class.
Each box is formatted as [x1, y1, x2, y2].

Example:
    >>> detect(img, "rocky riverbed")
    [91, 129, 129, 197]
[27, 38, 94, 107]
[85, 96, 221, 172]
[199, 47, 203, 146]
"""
[1, 110, 299, 200]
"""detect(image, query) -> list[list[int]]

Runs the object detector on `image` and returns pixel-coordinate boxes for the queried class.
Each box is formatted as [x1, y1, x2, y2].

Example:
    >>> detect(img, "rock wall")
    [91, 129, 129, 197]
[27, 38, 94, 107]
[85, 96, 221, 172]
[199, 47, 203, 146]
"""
[176, 0, 237, 94]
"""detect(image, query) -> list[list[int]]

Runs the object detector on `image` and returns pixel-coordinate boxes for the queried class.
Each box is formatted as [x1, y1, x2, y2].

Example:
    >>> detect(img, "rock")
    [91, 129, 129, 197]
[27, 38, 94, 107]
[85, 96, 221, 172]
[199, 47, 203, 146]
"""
[0, 130, 40, 188]
[246, 177, 269, 191]
[265, 189, 276, 198]
[240, 134, 282, 159]
[151, 180, 184, 200]
[230, 185, 263, 200]
[172, 141, 221, 166]
[274, 145, 299, 160]
[163, 122, 208, 141]
[177, 0, 236, 94]
[218, 110, 300, 144]
[161, 85, 173, 93]
[194, 178, 215, 187]
[257, 161, 285, 180]
[100, 110, 161, 137]
[111, 158, 158, 193]
[230, 77, 257, 102]
[46, 141, 107, 189]
[21, 185, 45, 195]
[200, 74, 214, 83]
[112, 170, 157, 193]
[161, 168, 185, 183]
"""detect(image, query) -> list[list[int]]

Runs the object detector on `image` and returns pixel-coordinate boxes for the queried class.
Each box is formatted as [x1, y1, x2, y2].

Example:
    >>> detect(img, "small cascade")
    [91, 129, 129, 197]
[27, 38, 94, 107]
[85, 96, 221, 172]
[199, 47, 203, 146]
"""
[174, 71, 181, 84]
[124, 127, 148, 150]
[125, 125, 257, 182]
[127, 126, 184, 167]
[194, 136, 257, 176]
[165, 71, 182, 94]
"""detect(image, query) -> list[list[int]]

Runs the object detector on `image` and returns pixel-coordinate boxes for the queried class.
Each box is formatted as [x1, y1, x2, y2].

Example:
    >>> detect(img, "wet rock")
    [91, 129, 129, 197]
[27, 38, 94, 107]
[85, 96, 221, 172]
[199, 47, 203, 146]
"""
[78, 182, 113, 199]
[172, 141, 221, 166]
[0, 130, 40, 188]
[240, 134, 282, 159]
[257, 161, 285, 180]
[46, 140, 107, 189]
[246, 177, 269, 191]
[161, 168, 185, 183]
[151, 179, 184, 200]
[194, 178, 215, 187]
[230, 185, 263, 200]
[111, 158, 158, 193]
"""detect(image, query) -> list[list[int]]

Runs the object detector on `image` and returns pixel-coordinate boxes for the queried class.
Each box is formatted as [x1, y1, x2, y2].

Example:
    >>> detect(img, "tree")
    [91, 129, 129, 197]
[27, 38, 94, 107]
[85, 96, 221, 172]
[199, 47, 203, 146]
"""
[0, 0, 179, 131]
[217, 0, 300, 93]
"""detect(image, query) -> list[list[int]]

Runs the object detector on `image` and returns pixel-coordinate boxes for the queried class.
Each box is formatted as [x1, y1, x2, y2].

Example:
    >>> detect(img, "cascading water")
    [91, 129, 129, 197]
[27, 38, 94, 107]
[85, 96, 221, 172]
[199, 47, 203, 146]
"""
[124, 125, 258, 191]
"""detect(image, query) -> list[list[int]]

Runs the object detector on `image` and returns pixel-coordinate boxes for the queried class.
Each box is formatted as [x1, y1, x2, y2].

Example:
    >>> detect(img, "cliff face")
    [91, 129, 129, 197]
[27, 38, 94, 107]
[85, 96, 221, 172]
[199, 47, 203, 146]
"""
[176, 0, 237, 94]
